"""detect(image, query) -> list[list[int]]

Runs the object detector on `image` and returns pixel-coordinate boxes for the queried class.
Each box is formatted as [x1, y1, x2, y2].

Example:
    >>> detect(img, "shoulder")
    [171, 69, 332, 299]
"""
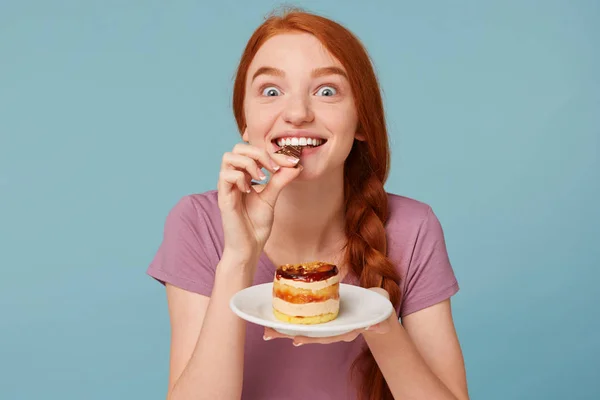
[385, 193, 459, 316]
[383, 192, 450, 269]
[385, 192, 436, 232]
[158, 189, 224, 259]
[161, 190, 224, 242]
[178, 190, 220, 213]
[148, 190, 222, 295]
[167, 190, 221, 222]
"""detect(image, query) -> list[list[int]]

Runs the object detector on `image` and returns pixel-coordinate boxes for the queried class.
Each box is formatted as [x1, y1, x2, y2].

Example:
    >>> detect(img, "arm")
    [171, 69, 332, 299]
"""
[159, 144, 301, 399]
[166, 253, 257, 400]
[363, 299, 469, 400]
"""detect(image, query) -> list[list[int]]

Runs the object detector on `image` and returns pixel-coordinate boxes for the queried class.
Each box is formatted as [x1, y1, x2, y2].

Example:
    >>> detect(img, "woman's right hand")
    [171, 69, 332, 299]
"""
[217, 141, 302, 266]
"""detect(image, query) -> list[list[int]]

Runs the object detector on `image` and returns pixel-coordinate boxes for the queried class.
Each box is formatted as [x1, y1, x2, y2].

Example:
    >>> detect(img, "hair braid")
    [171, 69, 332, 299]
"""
[344, 141, 401, 400]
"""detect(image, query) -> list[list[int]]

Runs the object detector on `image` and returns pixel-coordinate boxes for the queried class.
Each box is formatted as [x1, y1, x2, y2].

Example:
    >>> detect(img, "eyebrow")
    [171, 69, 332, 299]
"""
[311, 66, 348, 79]
[251, 66, 348, 82]
[251, 66, 285, 82]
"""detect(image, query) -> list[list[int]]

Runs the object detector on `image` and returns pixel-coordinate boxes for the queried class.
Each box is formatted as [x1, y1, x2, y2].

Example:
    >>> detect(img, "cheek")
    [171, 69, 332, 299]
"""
[322, 106, 358, 140]
[244, 102, 278, 141]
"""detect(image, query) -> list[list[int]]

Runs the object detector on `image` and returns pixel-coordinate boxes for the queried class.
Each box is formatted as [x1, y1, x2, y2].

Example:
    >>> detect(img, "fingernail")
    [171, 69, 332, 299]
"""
[293, 342, 303, 347]
[259, 173, 267, 180]
[270, 161, 280, 171]
[263, 335, 272, 341]
[287, 157, 300, 164]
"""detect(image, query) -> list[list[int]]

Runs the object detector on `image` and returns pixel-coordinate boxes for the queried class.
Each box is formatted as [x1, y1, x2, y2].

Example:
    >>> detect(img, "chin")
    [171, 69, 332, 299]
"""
[299, 161, 344, 181]
[291, 167, 325, 183]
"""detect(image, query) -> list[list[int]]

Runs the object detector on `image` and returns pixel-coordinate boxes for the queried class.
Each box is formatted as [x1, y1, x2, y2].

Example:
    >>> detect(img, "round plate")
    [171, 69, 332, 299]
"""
[229, 283, 395, 338]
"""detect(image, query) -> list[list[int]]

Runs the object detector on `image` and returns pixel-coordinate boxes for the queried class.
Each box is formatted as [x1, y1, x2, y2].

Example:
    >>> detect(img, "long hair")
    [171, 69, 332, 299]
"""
[232, 8, 401, 400]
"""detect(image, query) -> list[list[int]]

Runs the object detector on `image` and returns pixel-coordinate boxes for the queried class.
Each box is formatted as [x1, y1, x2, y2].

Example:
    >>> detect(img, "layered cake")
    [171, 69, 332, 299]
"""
[272, 261, 340, 324]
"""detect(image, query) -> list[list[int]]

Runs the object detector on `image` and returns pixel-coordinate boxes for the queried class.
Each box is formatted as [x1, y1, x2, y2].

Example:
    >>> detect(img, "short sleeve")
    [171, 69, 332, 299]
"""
[400, 207, 459, 317]
[146, 196, 219, 297]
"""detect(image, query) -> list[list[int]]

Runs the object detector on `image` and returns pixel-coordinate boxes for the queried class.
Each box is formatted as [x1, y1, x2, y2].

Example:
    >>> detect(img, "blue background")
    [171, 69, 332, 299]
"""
[1, 1, 598, 399]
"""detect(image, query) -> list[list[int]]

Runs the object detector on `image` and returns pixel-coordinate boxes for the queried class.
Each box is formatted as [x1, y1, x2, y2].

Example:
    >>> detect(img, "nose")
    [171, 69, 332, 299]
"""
[282, 93, 314, 126]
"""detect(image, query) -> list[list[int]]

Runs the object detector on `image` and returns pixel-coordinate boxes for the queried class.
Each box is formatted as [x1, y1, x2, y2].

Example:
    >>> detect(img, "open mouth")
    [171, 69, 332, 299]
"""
[272, 137, 327, 149]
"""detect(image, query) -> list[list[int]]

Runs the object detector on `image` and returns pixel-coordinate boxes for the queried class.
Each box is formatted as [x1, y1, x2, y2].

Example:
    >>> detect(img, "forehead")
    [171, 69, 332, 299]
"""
[248, 32, 345, 75]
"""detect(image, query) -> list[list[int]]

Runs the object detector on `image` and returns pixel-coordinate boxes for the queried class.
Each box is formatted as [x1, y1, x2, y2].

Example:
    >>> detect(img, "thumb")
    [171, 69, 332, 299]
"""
[259, 165, 303, 207]
[367, 287, 390, 300]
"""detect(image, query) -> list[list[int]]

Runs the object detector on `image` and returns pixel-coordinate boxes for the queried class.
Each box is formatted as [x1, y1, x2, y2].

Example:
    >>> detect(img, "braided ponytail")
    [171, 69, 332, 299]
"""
[344, 141, 401, 400]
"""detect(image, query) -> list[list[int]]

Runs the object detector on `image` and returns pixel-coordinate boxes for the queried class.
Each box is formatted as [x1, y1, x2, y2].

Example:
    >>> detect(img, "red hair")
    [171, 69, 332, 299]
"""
[232, 8, 401, 400]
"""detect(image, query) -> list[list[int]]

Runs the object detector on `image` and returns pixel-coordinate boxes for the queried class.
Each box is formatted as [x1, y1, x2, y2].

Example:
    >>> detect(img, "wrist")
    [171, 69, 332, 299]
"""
[221, 247, 261, 266]
[216, 250, 261, 283]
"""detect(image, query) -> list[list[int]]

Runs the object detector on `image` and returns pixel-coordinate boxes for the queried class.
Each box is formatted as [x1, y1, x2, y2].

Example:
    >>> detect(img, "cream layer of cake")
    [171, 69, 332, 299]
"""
[272, 297, 339, 317]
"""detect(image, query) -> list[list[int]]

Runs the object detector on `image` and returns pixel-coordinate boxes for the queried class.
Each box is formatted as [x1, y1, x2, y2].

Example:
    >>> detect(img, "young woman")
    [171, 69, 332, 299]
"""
[147, 9, 469, 400]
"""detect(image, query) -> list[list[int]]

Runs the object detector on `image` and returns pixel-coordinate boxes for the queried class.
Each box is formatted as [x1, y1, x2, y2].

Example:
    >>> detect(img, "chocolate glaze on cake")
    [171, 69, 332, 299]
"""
[275, 262, 338, 282]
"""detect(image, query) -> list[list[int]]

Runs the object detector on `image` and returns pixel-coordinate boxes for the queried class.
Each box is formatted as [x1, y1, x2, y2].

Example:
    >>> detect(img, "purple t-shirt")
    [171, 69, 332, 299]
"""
[147, 190, 459, 400]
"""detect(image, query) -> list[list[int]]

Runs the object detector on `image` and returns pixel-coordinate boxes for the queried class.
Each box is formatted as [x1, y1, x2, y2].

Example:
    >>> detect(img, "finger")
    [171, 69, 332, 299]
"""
[292, 336, 348, 346]
[219, 169, 251, 193]
[367, 287, 390, 300]
[269, 151, 302, 168]
[259, 164, 303, 208]
[364, 322, 391, 334]
[364, 324, 385, 333]
[263, 327, 294, 340]
[222, 152, 266, 182]
[292, 332, 359, 346]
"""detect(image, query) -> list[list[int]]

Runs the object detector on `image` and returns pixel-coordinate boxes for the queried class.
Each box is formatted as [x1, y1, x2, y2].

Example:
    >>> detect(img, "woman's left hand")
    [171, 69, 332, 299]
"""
[263, 287, 396, 346]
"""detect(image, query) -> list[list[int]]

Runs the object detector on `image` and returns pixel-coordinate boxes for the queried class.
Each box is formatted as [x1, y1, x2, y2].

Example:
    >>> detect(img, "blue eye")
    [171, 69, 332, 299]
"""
[316, 86, 337, 96]
[262, 86, 281, 96]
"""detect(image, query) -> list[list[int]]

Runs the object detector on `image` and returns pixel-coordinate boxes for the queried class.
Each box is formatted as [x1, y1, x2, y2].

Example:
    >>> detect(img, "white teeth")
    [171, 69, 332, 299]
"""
[275, 137, 325, 147]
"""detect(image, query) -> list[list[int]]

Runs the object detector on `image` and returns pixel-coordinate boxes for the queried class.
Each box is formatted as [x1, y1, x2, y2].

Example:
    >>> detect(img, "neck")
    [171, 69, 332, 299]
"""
[268, 167, 347, 263]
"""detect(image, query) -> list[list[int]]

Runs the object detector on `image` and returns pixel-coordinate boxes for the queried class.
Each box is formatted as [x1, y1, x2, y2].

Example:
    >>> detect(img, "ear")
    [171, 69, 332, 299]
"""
[242, 127, 249, 142]
[355, 131, 366, 141]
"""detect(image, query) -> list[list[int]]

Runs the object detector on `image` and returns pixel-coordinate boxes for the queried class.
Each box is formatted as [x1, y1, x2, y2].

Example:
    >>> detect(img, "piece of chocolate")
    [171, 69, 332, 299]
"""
[274, 145, 303, 165]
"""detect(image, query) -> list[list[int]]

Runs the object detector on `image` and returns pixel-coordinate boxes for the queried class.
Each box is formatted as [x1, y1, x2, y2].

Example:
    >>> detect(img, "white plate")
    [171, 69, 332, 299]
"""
[229, 283, 394, 338]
